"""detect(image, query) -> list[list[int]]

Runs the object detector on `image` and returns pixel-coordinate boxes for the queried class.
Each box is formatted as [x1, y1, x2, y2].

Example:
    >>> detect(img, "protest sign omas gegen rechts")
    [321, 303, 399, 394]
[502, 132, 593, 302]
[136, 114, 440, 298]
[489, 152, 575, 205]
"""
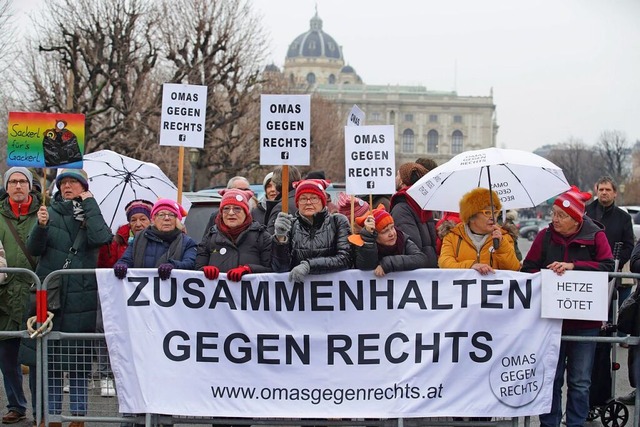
[160, 83, 208, 148]
[260, 94, 311, 165]
[345, 125, 395, 195]
[7, 112, 85, 168]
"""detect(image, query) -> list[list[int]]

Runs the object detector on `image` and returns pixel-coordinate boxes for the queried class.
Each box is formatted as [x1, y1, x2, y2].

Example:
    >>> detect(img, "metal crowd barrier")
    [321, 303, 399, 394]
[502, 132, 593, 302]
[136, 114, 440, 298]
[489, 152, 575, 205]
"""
[8, 268, 639, 427]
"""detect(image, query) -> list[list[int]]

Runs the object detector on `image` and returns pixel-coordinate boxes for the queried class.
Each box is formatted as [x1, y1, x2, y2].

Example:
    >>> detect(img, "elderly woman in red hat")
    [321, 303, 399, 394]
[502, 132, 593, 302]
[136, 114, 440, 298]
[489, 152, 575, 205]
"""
[353, 205, 432, 276]
[522, 186, 614, 427]
[439, 188, 520, 274]
[113, 198, 197, 280]
[272, 179, 351, 283]
[195, 188, 272, 281]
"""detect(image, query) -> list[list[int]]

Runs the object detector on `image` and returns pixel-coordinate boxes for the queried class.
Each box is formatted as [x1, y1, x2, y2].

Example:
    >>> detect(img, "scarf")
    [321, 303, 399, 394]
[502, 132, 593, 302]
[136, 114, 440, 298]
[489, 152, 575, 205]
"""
[377, 230, 406, 260]
[215, 213, 252, 243]
[132, 226, 184, 268]
[71, 199, 85, 222]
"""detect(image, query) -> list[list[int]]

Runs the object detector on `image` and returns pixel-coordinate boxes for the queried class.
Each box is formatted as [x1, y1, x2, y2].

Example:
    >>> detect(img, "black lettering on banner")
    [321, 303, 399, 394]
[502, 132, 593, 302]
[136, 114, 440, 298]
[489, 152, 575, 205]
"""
[385, 332, 410, 364]
[155, 277, 177, 307]
[127, 277, 150, 306]
[328, 335, 353, 365]
[183, 278, 206, 308]
[164, 330, 192, 361]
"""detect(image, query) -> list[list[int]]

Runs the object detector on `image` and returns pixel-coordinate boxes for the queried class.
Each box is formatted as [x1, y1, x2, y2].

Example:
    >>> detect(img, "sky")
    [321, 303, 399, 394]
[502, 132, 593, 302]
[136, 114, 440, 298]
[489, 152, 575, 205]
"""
[251, 0, 640, 152]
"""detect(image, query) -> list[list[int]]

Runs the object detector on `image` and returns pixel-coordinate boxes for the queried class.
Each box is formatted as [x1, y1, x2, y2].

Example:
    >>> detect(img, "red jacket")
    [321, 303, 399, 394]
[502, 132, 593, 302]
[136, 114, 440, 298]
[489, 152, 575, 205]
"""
[97, 223, 131, 268]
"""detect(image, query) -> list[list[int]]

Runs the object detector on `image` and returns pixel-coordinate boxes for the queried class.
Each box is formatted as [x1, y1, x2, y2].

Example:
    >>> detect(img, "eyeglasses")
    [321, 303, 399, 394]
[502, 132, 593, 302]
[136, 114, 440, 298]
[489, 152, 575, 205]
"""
[299, 196, 321, 204]
[550, 209, 570, 220]
[155, 212, 177, 219]
[478, 209, 496, 218]
[222, 206, 244, 214]
[7, 179, 29, 186]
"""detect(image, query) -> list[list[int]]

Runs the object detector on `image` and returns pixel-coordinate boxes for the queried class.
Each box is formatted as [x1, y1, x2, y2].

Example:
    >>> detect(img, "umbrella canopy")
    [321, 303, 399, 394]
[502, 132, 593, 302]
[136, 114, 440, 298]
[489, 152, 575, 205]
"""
[77, 150, 192, 231]
[407, 147, 570, 213]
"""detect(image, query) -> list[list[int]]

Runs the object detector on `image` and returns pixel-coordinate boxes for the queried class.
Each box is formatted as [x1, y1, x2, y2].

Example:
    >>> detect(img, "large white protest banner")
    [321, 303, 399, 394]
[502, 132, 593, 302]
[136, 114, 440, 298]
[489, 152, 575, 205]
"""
[159, 83, 208, 148]
[97, 269, 561, 419]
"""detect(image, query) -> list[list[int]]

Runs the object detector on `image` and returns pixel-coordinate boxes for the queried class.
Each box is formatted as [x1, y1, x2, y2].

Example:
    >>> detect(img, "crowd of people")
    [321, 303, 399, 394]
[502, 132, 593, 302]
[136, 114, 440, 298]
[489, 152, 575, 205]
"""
[0, 158, 637, 427]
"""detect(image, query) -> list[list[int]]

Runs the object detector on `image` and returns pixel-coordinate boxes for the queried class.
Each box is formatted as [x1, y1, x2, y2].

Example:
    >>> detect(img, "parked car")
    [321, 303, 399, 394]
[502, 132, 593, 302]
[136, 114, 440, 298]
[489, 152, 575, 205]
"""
[619, 206, 640, 242]
[325, 182, 392, 211]
[517, 219, 548, 241]
[184, 191, 222, 242]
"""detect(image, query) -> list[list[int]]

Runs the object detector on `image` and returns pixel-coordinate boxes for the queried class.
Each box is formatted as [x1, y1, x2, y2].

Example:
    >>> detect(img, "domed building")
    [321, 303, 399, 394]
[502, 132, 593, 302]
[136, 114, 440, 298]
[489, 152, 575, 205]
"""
[281, 11, 497, 166]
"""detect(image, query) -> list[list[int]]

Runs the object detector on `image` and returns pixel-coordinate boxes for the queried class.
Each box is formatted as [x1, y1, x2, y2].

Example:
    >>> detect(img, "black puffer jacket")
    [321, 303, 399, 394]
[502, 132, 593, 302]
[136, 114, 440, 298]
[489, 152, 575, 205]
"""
[272, 209, 352, 274]
[195, 221, 272, 273]
[355, 229, 430, 272]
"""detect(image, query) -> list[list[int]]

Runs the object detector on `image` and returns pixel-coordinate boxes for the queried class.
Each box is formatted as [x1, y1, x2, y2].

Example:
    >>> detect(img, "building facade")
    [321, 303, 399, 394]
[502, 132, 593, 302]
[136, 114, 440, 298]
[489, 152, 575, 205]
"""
[282, 11, 498, 167]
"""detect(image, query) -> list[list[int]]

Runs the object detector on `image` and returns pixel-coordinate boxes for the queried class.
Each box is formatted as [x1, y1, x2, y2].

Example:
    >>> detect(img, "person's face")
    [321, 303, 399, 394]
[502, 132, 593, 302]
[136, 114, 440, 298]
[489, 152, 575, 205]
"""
[395, 172, 403, 190]
[596, 182, 616, 207]
[265, 182, 278, 201]
[58, 178, 84, 200]
[376, 223, 397, 246]
[153, 210, 178, 232]
[6, 173, 30, 203]
[551, 206, 580, 236]
[297, 193, 323, 219]
[221, 204, 247, 228]
[468, 206, 497, 235]
[232, 179, 250, 191]
[129, 213, 150, 233]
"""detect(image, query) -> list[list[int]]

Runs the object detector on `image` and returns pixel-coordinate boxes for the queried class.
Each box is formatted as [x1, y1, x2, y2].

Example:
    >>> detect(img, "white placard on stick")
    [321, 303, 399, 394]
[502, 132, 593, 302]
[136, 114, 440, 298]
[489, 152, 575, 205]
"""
[159, 83, 208, 148]
[345, 125, 395, 195]
[346, 104, 365, 127]
[540, 269, 609, 321]
[260, 94, 311, 165]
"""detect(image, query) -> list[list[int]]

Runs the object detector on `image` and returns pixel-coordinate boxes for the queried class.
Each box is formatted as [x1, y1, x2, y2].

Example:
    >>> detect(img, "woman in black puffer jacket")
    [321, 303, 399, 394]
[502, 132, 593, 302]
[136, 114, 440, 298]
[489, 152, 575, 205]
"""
[271, 179, 352, 282]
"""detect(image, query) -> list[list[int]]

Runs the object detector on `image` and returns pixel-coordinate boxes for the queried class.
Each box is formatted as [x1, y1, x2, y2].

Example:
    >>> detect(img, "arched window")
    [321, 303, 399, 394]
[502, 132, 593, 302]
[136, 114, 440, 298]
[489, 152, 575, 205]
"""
[402, 129, 415, 153]
[452, 130, 464, 154]
[306, 73, 316, 85]
[328, 74, 336, 84]
[389, 111, 395, 122]
[427, 130, 439, 153]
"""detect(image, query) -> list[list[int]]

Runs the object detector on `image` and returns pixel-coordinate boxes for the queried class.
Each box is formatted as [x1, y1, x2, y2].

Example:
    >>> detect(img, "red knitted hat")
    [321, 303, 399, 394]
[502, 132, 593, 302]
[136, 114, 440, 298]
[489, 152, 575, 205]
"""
[294, 179, 329, 207]
[355, 204, 394, 233]
[336, 192, 370, 217]
[553, 185, 592, 223]
[219, 188, 254, 216]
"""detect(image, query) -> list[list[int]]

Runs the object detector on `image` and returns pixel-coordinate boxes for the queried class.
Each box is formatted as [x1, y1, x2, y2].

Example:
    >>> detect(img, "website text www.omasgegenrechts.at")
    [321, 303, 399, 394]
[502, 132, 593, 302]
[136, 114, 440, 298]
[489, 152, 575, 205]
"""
[210, 382, 443, 405]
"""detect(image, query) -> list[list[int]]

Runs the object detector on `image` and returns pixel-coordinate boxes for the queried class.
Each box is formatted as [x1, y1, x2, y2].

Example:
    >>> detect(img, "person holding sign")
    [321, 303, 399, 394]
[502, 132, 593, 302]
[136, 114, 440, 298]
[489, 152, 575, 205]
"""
[24, 169, 113, 423]
[353, 205, 432, 276]
[195, 189, 272, 281]
[271, 179, 352, 282]
[439, 188, 520, 273]
[113, 199, 197, 281]
[522, 186, 614, 427]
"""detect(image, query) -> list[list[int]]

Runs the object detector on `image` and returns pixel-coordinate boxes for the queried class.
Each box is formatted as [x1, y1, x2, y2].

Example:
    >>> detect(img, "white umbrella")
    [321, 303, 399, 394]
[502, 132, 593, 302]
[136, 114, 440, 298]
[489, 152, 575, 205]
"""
[76, 150, 191, 231]
[407, 147, 570, 213]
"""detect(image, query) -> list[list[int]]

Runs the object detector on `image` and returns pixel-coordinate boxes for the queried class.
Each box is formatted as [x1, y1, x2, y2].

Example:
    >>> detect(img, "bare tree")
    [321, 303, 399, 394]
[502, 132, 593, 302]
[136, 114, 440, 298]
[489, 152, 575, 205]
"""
[595, 130, 631, 184]
[0, 0, 17, 168]
[308, 94, 345, 182]
[20, 0, 163, 160]
[546, 137, 600, 190]
[159, 0, 268, 186]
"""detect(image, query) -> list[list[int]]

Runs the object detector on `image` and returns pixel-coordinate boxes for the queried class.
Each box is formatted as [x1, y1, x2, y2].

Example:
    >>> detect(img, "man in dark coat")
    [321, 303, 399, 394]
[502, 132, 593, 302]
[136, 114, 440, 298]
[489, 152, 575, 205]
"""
[25, 169, 112, 423]
[0, 167, 41, 424]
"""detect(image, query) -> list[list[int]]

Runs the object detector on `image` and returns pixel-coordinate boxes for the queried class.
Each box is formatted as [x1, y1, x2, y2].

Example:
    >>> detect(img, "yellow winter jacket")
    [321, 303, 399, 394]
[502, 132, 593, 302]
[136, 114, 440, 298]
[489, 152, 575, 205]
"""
[438, 222, 521, 271]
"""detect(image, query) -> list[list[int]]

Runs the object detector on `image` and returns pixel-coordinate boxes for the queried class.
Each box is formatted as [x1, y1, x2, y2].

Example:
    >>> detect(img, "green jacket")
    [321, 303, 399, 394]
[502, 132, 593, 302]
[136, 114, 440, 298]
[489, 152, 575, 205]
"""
[27, 193, 113, 333]
[0, 192, 41, 335]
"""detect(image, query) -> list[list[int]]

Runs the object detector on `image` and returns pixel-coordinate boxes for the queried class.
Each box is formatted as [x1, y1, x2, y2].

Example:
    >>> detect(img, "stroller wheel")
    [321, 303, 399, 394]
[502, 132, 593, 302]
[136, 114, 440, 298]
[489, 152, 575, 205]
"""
[587, 406, 600, 421]
[600, 400, 629, 427]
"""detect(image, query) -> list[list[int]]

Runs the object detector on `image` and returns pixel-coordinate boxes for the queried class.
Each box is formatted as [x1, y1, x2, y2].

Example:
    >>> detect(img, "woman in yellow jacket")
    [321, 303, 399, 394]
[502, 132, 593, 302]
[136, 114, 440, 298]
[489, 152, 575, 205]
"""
[438, 187, 521, 274]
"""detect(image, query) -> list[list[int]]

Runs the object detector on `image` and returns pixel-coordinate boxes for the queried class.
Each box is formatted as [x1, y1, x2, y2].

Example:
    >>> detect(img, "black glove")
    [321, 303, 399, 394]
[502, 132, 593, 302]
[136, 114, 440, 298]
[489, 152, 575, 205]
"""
[274, 212, 294, 238]
[360, 228, 377, 244]
[158, 263, 174, 280]
[114, 263, 128, 280]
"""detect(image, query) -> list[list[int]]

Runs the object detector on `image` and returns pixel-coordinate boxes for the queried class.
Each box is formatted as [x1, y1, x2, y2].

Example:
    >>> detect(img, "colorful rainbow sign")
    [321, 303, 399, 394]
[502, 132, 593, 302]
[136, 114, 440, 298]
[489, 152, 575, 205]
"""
[7, 112, 85, 168]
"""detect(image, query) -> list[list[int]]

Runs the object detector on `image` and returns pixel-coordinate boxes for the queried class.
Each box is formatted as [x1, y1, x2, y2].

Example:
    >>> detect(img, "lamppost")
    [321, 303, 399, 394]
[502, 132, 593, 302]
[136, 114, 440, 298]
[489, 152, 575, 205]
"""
[619, 183, 626, 205]
[188, 148, 201, 192]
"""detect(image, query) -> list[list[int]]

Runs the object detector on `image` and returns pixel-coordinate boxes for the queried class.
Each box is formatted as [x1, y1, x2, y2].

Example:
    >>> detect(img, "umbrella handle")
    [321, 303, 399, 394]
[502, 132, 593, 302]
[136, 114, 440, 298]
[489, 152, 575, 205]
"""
[493, 237, 500, 250]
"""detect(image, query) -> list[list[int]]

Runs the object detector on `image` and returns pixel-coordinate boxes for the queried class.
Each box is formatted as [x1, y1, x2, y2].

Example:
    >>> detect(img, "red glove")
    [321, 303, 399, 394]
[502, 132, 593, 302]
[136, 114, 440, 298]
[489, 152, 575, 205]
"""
[227, 265, 252, 282]
[202, 266, 220, 280]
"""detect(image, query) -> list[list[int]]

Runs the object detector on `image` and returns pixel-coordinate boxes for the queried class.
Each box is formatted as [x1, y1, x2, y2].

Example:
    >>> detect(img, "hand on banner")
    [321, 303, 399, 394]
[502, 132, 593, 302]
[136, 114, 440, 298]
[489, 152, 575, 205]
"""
[227, 265, 251, 282]
[547, 261, 574, 276]
[289, 260, 310, 283]
[202, 266, 220, 280]
[113, 263, 128, 280]
[471, 263, 494, 276]
[274, 212, 293, 240]
[157, 263, 174, 280]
